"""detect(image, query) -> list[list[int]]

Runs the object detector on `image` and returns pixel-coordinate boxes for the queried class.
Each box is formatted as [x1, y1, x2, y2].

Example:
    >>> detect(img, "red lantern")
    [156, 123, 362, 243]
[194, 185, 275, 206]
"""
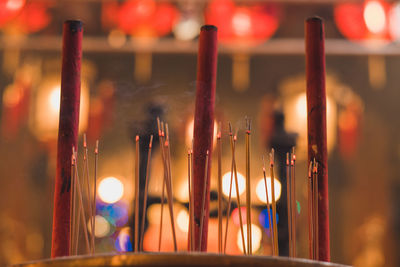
[0, 0, 25, 28]
[334, 0, 393, 42]
[117, 0, 178, 38]
[206, 0, 279, 45]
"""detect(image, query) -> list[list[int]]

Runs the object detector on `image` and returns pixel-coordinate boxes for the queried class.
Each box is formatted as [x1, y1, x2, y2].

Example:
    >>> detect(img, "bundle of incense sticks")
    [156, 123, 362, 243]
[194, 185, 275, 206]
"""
[308, 159, 319, 260]
[156, 118, 177, 252]
[286, 147, 297, 257]
[69, 136, 98, 255]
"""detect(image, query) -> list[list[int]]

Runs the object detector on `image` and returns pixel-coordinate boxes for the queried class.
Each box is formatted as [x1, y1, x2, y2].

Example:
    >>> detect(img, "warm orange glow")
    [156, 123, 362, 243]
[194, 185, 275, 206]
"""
[186, 118, 218, 147]
[176, 209, 189, 233]
[30, 77, 89, 141]
[236, 224, 262, 253]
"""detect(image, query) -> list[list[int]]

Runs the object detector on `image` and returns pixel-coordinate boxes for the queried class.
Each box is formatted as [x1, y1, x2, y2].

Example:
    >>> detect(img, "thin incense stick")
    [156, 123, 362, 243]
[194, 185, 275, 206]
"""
[198, 151, 210, 251]
[217, 123, 222, 253]
[164, 123, 178, 252]
[72, 147, 80, 256]
[190, 148, 195, 251]
[223, 130, 235, 253]
[262, 156, 273, 256]
[286, 152, 292, 257]
[245, 118, 252, 255]
[140, 135, 153, 251]
[313, 160, 319, 260]
[157, 118, 165, 251]
[291, 148, 296, 257]
[83, 134, 93, 254]
[228, 124, 246, 254]
[134, 135, 140, 252]
[308, 161, 313, 259]
[93, 140, 98, 254]
[69, 152, 76, 255]
[188, 149, 192, 251]
[270, 149, 279, 255]
[74, 149, 90, 254]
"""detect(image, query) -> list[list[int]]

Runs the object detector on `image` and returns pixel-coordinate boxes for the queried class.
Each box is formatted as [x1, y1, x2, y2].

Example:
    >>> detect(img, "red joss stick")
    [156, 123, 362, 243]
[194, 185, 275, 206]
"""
[305, 16, 330, 262]
[51, 20, 83, 258]
[192, 25, 218, 252]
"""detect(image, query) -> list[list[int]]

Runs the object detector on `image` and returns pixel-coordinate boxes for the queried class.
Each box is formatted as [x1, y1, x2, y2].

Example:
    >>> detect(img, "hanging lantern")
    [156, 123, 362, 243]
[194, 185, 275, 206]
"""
[206, 0, 279, 91]
[116, 0, 179, 83]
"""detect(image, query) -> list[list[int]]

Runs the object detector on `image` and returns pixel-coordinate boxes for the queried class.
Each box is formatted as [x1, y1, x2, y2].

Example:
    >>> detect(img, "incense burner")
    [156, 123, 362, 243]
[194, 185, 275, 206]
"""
[14, 253, 350, 267]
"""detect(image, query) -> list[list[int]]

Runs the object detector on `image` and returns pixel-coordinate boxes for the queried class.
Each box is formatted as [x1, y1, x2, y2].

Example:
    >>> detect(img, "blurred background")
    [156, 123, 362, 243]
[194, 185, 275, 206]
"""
[0, 0, 399, 266]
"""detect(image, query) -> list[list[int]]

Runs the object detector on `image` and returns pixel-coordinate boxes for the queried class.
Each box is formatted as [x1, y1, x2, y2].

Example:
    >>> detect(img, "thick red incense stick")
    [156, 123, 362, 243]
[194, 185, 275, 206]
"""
[305, 17, 330, 262]
[51, 20, 83, 258]
[193, 25, 218, 252]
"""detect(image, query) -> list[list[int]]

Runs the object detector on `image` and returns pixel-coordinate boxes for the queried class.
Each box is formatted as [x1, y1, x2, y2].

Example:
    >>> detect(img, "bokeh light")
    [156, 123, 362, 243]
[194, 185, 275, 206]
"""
[259, 208, 279, 229]
[364, 1, 386, 34]
[232, 207, 247, 226]
[98, 176, 124, 204]
[87, 215, 111, 238]
[236, 224, 262, 253]
[115, 227, 133, 252]
[255, 177, 282, 203]
[222, 171, 245, 198]
[177, 209, 189, 233]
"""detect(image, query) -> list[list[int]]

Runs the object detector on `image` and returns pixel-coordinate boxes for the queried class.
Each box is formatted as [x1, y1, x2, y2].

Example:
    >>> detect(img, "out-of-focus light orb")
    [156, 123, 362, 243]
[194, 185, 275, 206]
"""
[87, 215, 111, 238]
[115, 227, 132, 252]
[3, 84, 22, 107]
[255, 177, 282, 203]
[49, 86, 60, 112]
[364, 1, 386, 34]
[236, 224, 262, 253]
[6, 0, 24, 10]
[259, 208, 279, 229]
[186, 118, 218, 147]
[389, 3, 400, 40]
[98, 177, 124, 204]
[108, 29, 127, 48]
[232, 207, 247, 226]
[177, 209, 189, 233]
[222, 171, 245, 198]
[174, 18, 200, 41]
[232, 10, 251, 36]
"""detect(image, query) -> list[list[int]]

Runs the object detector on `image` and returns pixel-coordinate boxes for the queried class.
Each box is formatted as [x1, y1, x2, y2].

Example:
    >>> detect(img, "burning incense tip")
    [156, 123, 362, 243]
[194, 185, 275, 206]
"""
[136, 135, 139, 142]
[95, 140, 99, 154]
[83, 134, 87, 148]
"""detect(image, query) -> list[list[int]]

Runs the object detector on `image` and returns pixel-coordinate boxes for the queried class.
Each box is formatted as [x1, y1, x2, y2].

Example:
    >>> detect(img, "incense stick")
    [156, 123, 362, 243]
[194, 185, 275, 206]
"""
[291, 148, 296, 257]
[83, 134, 94, 254]
[313, 160, 319, 260]
[286, 152, 292, 257]
[164, 123, 178, 252]
[93, 140, 98, 253]
[245, 118, 252, 255]
[69, 152, 76, 255]
[190, 148, 195, 251]
[223, 130, 235, 253]
[187, 149, 192, 251]
[140, 135, 153, 251]
[198, 150, 209, 251]
[217, 123, 222, 253]
[134, 135, 140, 252]
[72, 147, 80, 255]
[262, 156, 273, 256]
[73, 149, 90, 254]
[227, 124, 246, 254]
[157, 118, 165, 251]
[308, 161, 313, 259]
[270, 149, 279, 255]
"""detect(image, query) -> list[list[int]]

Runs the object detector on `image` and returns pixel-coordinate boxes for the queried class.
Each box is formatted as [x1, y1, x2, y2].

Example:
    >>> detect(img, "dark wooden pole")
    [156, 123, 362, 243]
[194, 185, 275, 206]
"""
[51, 20, 83, 258]
[193, 25, 218, 252]
[305, 17, 330, 262]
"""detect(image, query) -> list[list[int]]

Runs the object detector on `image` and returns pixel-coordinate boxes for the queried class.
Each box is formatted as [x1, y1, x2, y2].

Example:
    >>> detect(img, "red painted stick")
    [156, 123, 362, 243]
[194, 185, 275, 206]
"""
[193, 25, 218, 252]
[51, 20, 83, 258]
[305, 17, 330, 262]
